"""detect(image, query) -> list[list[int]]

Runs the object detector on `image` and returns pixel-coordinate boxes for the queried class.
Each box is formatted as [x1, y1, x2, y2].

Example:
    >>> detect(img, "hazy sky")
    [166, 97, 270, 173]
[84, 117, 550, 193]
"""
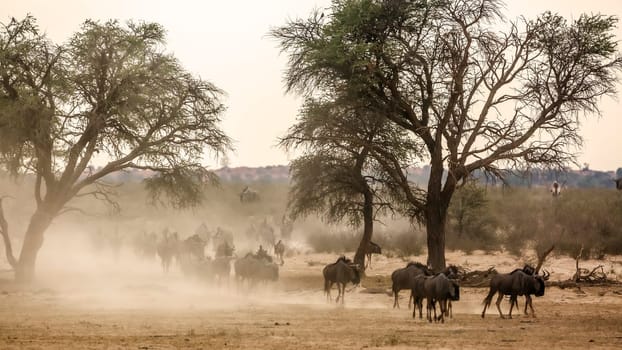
[3, 1, 621, 171]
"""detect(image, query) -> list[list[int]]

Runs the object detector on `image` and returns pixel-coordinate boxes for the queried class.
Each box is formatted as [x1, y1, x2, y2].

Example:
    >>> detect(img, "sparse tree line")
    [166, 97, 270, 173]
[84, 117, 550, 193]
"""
[2, 0, 622, 282]
[307, 185, 622, 259]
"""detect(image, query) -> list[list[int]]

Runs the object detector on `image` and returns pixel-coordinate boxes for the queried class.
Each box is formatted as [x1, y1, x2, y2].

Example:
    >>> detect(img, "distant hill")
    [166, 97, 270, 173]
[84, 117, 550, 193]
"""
[8, 164, 619, 188]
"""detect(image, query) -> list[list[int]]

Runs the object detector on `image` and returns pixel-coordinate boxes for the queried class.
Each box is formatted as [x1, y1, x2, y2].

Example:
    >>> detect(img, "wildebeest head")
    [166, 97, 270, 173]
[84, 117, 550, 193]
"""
[444, 265, 460, 279]
[406, 261, 433, 276]
[449, 279, 460, 301]
[522, 264, 536, 276]
[533, 270, 550, 297]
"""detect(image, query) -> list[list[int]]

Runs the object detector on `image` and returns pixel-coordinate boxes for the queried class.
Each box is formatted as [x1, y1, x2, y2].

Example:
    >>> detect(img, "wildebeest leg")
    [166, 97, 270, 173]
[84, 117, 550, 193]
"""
[325, 280, 334, 302]
[438, 299, 446, 323]
[526, 295, 535, 317]
[481, 288, 496, 318]
[508, 295, 517, 319]
[495, 293, 506, 319]
[446, 300, 452, 319]
[417, 297, 424, 319]
[393, 290, 399, 309]
[408, 291, 413, 310]
[426, 298, 433, 322]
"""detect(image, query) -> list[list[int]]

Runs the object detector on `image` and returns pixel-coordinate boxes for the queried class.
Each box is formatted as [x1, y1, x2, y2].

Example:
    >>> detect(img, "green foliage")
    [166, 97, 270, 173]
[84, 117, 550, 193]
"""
[272, 0, 622, 269]
[489, 187, 622, 258]
[446, 182, 497, 253]
[0, 16, 231, 213]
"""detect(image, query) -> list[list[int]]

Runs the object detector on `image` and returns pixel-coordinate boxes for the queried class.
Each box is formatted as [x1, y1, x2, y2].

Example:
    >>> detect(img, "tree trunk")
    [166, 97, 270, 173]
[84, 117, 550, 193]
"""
[353, 192, 373, 273]
[425, 205, 447, 272]
[425, 152, 451, 272]
[15, 209, 53, 283]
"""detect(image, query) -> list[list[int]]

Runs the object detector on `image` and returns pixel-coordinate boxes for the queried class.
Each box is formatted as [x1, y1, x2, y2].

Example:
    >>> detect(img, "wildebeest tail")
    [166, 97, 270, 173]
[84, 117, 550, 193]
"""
[482, 292, 494, 306]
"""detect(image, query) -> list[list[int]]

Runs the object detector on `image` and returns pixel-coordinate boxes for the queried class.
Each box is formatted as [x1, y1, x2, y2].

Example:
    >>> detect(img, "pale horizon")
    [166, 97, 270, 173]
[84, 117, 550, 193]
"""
[3, 0, 622, 171]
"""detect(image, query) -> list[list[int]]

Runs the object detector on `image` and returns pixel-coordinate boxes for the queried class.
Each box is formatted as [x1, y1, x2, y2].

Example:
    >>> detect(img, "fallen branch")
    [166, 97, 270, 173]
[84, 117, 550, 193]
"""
[573, 246, 608, 283]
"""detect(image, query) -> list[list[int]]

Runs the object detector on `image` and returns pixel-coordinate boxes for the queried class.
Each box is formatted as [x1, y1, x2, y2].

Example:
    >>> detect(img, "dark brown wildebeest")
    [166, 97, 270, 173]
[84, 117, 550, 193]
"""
[481, 268, 548, 319]
[323, 256, 361, 304]
[412, 273, 460, 323]
[391, 261, 432, 309]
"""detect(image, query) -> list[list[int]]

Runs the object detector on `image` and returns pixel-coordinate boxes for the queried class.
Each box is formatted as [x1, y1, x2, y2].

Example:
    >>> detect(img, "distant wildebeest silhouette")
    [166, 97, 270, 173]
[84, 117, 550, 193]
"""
[323, 256, 361, 304]
[198, 256, 233, 284]
[157, 231, 179, 272]
[178, 234, 207, 260]
[234, 254, 279, 286]
[274, 240, 285, 265]
[215, 240, 235, 258]
[240, 186, 260, 203]
[365, 241, 382, 269]
[481, 268, 549, 319]
[391, 261, 433, 309]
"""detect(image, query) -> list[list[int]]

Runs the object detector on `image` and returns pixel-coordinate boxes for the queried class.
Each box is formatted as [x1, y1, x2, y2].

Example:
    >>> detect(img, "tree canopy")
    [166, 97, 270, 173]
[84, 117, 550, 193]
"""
[272, 0, 622, 269]
[0, 16, 231, 281]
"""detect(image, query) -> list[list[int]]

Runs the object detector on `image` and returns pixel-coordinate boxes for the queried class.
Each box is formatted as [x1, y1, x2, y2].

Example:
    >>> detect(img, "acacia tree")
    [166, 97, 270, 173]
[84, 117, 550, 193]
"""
[0, 17, 231, 282]
[280, 95, 421, 269]
[272, 0, 622, 270]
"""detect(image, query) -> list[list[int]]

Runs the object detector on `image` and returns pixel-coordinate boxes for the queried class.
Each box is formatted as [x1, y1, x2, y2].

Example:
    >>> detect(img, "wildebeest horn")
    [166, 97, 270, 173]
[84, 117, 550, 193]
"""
[542, 269, 550, 280]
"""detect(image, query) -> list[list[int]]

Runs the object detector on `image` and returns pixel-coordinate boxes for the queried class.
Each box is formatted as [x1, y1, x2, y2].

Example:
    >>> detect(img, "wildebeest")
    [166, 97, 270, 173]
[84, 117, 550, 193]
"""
[132, 231, 158, 260]
[240, 186, 260, 203]
[391, 261, 432, 309]
[481, 268, 548, 319]
[365, 241, 382, 269]
[215, 240, 235, 258]
[274, 240, 285, 265]
[178, 234, 207, 260]
[157, 231, 179, 272]
[323, 256, 361, 304]
[412, 273, 460, 323]
[198, 257, 233, 284]
[615, 178, 622, 190]
[234, 254, 279, 286]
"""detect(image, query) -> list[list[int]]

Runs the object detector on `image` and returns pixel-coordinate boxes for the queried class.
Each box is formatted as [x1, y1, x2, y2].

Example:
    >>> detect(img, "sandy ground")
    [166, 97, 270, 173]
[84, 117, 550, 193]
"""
[1, 251, 622, 349]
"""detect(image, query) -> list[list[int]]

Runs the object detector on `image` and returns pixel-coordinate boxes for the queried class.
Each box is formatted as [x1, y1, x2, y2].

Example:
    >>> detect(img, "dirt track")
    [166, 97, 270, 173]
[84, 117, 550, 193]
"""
[1, 252, 622, 349]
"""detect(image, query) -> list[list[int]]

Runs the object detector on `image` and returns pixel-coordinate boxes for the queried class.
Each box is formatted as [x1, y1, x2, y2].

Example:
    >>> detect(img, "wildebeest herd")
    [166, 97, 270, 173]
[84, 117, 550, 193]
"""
[322, 251, 550, 323]
[94, 220, 550, 323]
